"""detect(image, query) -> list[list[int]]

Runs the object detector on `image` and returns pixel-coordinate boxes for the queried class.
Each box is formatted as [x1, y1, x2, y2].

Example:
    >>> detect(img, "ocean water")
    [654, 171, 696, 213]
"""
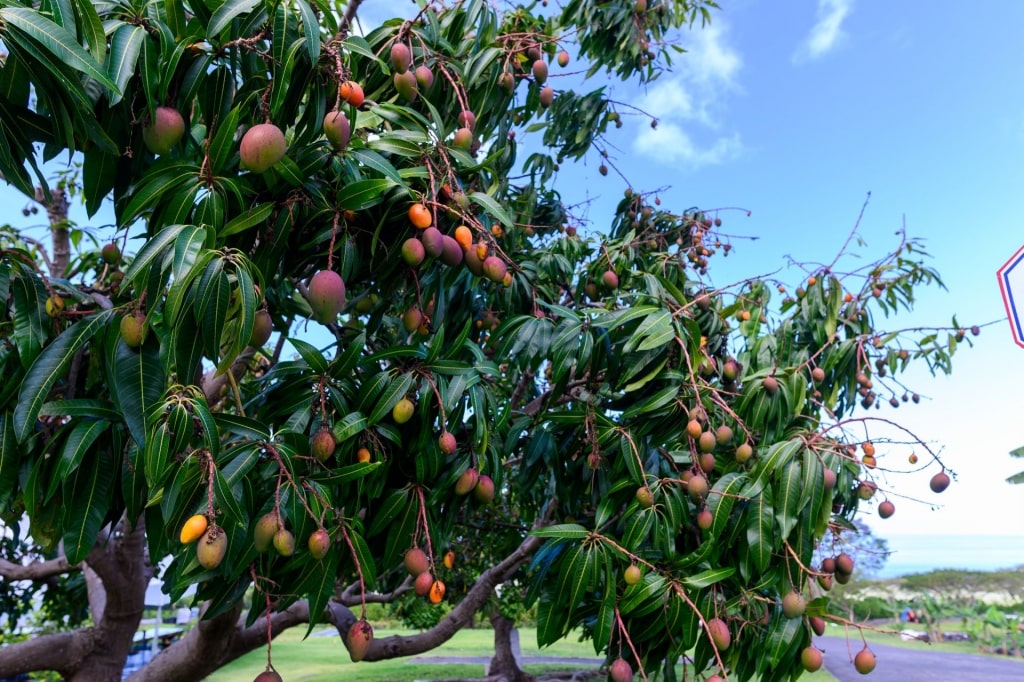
[876, 534, 1024, 578]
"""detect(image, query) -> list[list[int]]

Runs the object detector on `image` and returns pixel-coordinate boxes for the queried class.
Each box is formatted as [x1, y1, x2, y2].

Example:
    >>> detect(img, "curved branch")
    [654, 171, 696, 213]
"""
[342, 533, 544, 661]
[0, 630, 96, 679]
[0, 555, 79, 581]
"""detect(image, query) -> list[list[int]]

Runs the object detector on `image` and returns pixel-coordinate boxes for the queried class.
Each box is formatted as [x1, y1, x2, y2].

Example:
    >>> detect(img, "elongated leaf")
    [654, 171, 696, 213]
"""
[220, 202, 274, 237]
[115, 337, 166, 447]
[529, 524, 589, 540]
[349, 148, 403, 185]
[123, 223, 188, 287]
[54, 419, 110, 488]
[289, 337, 329, 375]
[313, 461, 381, 485]
[774, 459, 805, 539]
[106, 24, 143, 105]
[208, 0, 261, 36]
[681, 566, 735, 589]
[0, 8, 118, 92]
[366, 372, 414, 425]
[10, 269, 47, 368]
[213, 467, 246, 530]
[746, 491, 774, 575]
[0, 414, 19, 508]
[61, 450, 113, 564]
[331, 412, 368, 444]
[336, 178, 396, 211]
[470, 191, 514, 230]
[13, 310, 115, 442]
[295, 0, 321, 62]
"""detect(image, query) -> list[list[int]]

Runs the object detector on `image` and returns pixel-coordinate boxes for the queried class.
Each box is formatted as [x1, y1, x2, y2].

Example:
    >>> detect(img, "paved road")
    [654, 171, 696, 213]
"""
[817, 636, 1024, 682]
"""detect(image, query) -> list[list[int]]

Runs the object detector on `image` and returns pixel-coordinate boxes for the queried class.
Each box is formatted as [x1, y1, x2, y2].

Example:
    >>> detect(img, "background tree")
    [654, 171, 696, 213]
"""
[0, 1, 971, 681]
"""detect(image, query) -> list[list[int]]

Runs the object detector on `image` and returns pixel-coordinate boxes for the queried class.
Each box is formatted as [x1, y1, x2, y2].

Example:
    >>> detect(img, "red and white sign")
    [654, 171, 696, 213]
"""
[997, 244, 1024, 348]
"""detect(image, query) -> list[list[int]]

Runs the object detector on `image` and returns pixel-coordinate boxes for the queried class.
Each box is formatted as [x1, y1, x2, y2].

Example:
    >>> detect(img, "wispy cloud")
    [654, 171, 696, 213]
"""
[794, 0, 854, 63]
[632, 22, 743, 168]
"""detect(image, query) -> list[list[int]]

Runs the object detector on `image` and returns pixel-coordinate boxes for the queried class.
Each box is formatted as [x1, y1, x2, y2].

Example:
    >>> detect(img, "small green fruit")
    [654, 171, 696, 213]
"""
[120, 312, 146, 348]
[101, 243, 121, 264]
[781, 591, 806, 619]
[251, 309, 273, 347]
[273, 528, 295, 557]
[392, 397, 415, 424]
[624, 564, 642, 585]
[254, 513, 279, 552]
[197, 525, 227, 569]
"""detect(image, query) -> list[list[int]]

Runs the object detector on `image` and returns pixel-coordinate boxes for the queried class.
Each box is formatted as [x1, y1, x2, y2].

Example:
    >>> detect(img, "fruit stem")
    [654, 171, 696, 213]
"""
[225, 366, 246, 416]
[415, 486, 436, 568]
[613, 607, 648, 682]
[339, 524, 367, 619]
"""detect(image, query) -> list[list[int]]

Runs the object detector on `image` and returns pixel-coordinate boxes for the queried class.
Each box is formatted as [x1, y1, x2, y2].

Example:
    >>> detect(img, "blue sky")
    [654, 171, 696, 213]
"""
[581, 0, 1024, 556]
[8, 0, 1024, 573]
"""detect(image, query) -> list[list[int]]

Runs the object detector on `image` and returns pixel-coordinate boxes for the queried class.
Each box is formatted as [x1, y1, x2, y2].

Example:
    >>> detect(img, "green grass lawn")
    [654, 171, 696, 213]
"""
[207, 626, 840, 681]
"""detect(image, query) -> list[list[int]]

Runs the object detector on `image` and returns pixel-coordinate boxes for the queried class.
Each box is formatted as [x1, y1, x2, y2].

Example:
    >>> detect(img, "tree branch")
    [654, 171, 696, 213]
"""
[130, 532, 545, 679]
[0, 555, 79, 581]
[336, 533, 544, 661]
[0, 630, 97, 679]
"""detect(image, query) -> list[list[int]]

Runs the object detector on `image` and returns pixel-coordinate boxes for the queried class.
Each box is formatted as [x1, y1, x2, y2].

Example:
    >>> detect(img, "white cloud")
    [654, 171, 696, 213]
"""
[635, 125, 742, 167]
[794, 0, 854, 63]
[631, 22, 743, 168]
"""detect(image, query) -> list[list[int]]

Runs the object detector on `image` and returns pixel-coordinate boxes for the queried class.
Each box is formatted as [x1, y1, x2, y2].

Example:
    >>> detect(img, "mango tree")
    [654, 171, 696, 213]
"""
[0, 0, 969, 680]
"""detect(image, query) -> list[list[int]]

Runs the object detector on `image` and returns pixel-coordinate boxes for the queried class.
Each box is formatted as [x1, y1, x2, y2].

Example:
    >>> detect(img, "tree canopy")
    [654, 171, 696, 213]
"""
[0, 1, 970, 681]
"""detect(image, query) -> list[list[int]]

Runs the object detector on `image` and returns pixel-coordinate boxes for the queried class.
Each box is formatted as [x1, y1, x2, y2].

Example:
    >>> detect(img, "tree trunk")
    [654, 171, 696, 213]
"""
[487, 613, 532, 682]
[66, 520, 150, 682]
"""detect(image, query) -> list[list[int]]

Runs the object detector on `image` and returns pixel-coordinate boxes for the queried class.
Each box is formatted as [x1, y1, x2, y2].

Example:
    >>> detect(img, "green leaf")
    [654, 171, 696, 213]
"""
[54, 419, 110, 491]
[105, 24, 143, 105]
[366, 372, 415, 426]
[300, 547, 339, 638]
[331, 412, 368, 444]
[61, 450, 113, 564]
[295, 0, 321, 63]
[0, 414, 20, 508]
[123, 223, 188, 287]
[115, 337, 165, 448]
[336, 178, 397, 211]
[348, 148, 403, 185]
[469, 191, 514, 230]
[681, 566, 735, 589]
[219, 202, 274, 237]
[213, 467, 246, 531]
[13, 310, 115, 442]
[0, 8, 119, 92]
[746, 491, 775, 575]
[313, 461, 381, 486]
[145, 423, 172, 489]
[774, 459, 806, 539]
[529, 524, 589, 540]
[39, 399, 120, 422]
[208, 0, 261, 36]
[289, 337, 329, 375]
